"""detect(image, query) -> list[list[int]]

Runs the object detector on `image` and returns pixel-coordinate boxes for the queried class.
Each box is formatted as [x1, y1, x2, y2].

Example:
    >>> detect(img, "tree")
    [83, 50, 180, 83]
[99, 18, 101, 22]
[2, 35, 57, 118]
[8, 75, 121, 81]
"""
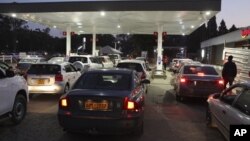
[229, 24, 238, 32]
[218, 19, 228, 35]
[206, 16, 218, 38]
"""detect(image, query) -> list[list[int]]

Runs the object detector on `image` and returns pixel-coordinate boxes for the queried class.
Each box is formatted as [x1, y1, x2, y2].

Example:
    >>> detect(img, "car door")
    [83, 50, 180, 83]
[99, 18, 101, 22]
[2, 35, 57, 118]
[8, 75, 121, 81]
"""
[0, 69, 14, 115]
[69, 64, 81, 83]
[64, 64, 76, 88]
[211, 85, 245, 135]
[228, 88, 250, 125]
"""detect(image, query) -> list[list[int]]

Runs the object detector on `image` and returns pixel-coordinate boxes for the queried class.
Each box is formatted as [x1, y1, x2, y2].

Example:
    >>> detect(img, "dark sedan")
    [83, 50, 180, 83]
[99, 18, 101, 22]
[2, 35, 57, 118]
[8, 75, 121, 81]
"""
[57, 68, 150, 135]
[174, 64, 224, 101]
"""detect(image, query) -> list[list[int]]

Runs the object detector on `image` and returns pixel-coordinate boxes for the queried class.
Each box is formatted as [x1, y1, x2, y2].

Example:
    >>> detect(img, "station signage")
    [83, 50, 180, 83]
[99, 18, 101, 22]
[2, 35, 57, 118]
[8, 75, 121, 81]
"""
[241, 29, 250, 38]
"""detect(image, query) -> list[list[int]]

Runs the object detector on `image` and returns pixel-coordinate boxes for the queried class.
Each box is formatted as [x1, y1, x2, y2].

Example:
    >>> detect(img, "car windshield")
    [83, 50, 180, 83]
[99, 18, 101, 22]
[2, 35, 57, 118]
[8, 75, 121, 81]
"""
[68, 57, 87, 63]
[27, 64, 61, 74]
[117, 63, 143, 72]
[73, 73, 131, 90]
[183, 66, 218, 75]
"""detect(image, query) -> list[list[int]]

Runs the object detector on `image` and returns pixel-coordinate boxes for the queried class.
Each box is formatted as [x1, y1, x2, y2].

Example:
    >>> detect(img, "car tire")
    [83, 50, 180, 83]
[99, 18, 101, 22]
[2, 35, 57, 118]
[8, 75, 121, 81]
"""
[11, 94, 27, 124]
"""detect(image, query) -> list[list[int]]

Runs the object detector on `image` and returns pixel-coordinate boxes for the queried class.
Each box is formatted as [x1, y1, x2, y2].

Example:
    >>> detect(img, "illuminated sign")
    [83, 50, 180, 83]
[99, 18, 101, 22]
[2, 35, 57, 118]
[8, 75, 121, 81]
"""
[241, 29, 250, 38]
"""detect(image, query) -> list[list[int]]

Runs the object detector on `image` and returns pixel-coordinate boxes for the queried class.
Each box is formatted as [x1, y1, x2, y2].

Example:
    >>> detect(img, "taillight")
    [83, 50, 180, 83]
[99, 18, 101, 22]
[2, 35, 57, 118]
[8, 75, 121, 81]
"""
[218, 79, 224, 85]
[55, 74, 63, 81]
[59, 98, 69, 109]
[123, 97, 136, 110]
[180, 77, 186, 83]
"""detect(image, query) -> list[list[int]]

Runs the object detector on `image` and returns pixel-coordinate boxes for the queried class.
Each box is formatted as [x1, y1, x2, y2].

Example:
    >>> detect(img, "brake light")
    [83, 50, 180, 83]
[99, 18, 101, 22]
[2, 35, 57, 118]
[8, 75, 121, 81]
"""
[197, 72, 205, 76]
[180, 78, 186, 83]
[218, 80, 224, 85]
[61, 98, 68, 107]
[55, 74, 63, 81]
[123, 97, 136, 110]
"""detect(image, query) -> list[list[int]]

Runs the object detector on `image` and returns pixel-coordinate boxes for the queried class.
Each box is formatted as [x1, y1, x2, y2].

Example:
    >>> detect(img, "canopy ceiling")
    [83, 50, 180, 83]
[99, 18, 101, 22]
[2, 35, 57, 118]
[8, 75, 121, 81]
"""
[0, 0, 221, 35]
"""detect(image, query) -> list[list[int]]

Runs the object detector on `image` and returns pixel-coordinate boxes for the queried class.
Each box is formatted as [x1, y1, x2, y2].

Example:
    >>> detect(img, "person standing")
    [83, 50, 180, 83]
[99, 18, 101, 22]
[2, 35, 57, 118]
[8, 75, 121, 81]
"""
[222, 55, 237, 89]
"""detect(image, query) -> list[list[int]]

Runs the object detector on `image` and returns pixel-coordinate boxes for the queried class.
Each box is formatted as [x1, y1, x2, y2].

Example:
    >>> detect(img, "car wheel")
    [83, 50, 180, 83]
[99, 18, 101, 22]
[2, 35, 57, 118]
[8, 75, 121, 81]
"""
[64, 84, 70, 94]
[206, 107, 217, 128]
[11, 94, 27, 124]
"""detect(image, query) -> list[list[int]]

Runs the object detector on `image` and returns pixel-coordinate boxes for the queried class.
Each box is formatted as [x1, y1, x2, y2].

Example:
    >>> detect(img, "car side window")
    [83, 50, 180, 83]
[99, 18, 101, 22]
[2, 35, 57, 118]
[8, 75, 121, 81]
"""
[234, 89, 250, 116]
[65, 65, 73, 72]
[221, 86, 244, 105]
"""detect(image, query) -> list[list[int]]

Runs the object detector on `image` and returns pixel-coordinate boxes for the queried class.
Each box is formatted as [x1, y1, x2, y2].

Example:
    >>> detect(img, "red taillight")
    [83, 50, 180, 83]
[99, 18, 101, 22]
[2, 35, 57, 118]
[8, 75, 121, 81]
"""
[123, 97, 136, 110]
[180, 77, 186, 83]
[218, 80, 224, 85]
[55, 74, 63, 81]
[59, 97, 69, 109]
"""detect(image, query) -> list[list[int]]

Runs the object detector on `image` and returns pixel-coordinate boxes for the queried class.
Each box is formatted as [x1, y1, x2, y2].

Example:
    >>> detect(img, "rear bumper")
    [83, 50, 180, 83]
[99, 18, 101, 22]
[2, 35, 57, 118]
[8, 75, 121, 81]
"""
[28, 84, 65, 94]
[178, 86, 223, 98]
[58, 112, 143, 134]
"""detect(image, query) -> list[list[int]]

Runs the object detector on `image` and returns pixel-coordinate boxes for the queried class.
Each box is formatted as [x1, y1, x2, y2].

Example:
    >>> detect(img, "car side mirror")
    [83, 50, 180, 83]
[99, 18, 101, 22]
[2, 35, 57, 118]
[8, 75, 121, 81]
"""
[6, 69, 15, 77]
[141, 79, 150, 84]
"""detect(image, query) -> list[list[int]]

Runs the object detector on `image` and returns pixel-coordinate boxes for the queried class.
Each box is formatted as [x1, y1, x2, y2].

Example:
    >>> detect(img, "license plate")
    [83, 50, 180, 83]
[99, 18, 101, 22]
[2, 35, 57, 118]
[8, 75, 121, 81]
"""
[37, 79, 45, 84]
[85, 101, 108, 110]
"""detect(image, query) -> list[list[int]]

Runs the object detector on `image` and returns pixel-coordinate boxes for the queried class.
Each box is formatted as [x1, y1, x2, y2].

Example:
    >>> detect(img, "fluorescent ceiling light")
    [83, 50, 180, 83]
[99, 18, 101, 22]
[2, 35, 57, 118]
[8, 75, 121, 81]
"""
[191, 25, 195, 29]
[11, 13, 16, 17]
[53, 25, 57, 28]
[100, 11, 106, 16]
[117, 25, 121, 28]
[206, 11, 211, 16]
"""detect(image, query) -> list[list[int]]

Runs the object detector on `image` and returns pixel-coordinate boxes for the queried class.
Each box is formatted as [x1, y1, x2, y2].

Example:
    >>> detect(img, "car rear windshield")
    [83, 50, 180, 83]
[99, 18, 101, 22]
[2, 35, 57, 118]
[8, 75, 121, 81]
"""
[27, 64, 61, 74]
[117, 63, 143, 72]
[183, 66, 218, 75]
[73, 73, 131, 90]
[68, 57, 87, 63]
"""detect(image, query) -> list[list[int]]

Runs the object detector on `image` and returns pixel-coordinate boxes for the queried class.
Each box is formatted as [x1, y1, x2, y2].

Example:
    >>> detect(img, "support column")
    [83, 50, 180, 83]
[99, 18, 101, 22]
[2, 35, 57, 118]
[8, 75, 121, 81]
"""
[66, 26, 71, 56]
[156, 25, 163, 70]
[92, 33, 96, 56]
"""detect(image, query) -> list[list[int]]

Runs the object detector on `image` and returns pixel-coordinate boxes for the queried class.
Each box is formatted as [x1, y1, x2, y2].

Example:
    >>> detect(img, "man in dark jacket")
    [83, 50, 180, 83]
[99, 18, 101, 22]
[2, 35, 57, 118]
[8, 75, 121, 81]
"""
[222, 55, 237, 89]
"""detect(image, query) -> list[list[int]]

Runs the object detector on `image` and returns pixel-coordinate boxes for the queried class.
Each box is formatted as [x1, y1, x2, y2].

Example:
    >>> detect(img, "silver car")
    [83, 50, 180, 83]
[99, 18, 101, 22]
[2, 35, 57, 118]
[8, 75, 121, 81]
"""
[27, 62, 81, 95]
[207, 83, 250, 141]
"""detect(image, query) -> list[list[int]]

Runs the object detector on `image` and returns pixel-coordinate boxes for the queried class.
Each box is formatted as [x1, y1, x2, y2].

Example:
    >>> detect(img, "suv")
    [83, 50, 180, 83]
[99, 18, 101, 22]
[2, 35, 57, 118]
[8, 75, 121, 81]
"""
[0, 62, 29, 124]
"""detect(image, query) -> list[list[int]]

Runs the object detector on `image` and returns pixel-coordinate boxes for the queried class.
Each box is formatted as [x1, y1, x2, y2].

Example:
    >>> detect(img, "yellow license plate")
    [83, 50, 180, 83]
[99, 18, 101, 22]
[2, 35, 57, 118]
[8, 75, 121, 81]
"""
[37, 79, 45, 84]
[85, 101, 108, 110]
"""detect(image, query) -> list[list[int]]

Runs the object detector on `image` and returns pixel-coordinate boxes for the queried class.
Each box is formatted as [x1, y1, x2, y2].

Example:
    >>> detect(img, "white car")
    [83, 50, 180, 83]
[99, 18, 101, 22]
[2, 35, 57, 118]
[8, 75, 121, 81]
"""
[68, 55, 102, 72]
[27, 62, 81, 95]
[207, 83, 250, 141]
[108, 54, 121, 66]
[96, 56, 114, 68]
[116, 59, 150, 80]
[0, 62, 29, 124]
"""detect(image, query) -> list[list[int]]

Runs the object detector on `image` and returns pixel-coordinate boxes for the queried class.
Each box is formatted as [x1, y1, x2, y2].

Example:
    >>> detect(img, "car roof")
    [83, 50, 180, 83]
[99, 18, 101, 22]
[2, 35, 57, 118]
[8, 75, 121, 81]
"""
[69, 55, 93, 57]
[86, 68, 134, 74]
[118, 59, 144, 64]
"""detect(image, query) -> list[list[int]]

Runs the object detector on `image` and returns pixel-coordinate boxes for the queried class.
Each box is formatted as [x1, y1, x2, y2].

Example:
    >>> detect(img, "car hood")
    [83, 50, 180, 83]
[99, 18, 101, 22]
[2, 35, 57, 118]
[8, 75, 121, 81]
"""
[67, 89, 131, 98]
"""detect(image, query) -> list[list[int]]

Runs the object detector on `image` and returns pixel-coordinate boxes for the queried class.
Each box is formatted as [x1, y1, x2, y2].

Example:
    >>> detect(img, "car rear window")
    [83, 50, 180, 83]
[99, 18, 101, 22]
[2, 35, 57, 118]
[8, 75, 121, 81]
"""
[108, 55, 118, 59]
[27, 64, 61, 74]
[68, 57, 87, 63]
[73, 73, 131, 90]
[183, 66, 218, 75]
[117, 63, 143, 72]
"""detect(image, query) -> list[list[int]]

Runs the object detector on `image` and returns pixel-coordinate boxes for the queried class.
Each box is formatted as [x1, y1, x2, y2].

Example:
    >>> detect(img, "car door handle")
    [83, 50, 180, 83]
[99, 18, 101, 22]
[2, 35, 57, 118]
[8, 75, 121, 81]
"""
[222, 110, 226, 114]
